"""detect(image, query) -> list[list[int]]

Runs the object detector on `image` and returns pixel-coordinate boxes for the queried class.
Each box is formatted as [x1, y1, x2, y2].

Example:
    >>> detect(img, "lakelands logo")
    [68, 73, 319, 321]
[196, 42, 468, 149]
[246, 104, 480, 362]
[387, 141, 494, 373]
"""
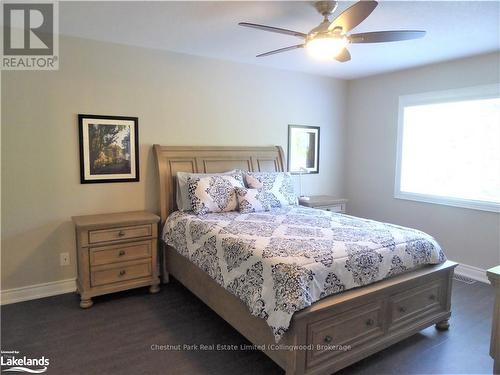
[1, 1, 59, 70]
[1, 350, 49, 373]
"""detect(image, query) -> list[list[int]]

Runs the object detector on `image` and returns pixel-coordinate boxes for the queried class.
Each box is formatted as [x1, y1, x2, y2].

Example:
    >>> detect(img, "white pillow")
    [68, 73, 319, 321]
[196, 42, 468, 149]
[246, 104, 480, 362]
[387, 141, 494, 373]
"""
[176, 170, 239, 211]
[188, 174, 245, 215]
[244, 171, 297, 206]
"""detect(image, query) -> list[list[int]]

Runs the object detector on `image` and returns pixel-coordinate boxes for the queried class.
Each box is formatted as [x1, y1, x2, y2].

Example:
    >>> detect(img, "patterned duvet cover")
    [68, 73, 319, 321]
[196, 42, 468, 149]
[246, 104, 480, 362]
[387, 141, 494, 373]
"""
[162, 206, 446, 342]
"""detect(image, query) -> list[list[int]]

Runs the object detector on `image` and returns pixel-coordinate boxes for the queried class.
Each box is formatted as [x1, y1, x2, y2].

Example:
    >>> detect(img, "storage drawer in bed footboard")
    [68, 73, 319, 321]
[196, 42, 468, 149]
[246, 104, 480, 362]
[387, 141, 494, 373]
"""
[388, 279, 447, 331]
[306, 301, 385, 370]
[296, 265, 455, 375]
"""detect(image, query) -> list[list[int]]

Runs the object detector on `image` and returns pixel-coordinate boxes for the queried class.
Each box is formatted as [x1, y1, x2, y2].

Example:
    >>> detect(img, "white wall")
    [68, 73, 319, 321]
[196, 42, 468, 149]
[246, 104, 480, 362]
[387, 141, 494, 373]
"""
[346, 52, 500, 270]
[1, 36, 347, 290]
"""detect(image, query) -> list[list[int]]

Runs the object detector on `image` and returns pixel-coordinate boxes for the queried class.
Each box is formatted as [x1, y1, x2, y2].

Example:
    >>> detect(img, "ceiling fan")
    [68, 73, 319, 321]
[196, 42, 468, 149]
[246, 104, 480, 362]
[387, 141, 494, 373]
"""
[239, 0, 426, 62]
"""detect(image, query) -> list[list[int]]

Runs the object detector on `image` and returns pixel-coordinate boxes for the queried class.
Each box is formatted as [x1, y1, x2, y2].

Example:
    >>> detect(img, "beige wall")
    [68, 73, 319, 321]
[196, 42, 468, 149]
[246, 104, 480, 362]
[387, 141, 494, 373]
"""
[346, 52, 500, 270]
[3, 35, 498, 292]
[1, 36, 347, 290]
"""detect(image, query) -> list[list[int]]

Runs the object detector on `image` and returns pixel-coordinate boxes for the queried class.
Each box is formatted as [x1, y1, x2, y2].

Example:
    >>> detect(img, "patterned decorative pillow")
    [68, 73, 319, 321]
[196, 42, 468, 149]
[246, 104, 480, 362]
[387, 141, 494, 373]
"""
[188, 174, 244, 215]
[235, 187, 282, 213]
[176, 170, 240, 211]
[244, 172, 297, 206]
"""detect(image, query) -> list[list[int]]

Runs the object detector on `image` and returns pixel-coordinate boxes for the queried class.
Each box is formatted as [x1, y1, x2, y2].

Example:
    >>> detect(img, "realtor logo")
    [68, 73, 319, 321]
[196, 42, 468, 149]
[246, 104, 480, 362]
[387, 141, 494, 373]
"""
[1, 1, 59, 70]
[3, 3, 53, 55]
[1, 350, 49, 373]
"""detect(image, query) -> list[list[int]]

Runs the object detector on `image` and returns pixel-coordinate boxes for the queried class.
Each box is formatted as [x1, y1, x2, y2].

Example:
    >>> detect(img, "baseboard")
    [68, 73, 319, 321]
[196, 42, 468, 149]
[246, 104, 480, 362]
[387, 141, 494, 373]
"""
[0, 261, 490, 305]
[453, 262, 490, 284]
[0, 278, 77, 305]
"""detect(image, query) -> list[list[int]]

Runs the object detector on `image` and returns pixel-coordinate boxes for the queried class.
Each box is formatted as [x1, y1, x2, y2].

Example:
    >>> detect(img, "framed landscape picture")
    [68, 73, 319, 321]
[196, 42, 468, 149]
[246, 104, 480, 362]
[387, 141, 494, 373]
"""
[78, 114, 139, 183]
[288, 124, 320, 174]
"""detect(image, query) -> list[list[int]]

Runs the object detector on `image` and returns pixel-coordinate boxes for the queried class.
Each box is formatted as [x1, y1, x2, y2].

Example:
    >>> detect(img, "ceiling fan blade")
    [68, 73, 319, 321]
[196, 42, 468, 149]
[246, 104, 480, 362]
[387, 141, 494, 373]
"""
[335, 48, 351, 62]
[349, 30, 426, 43]
[328, 1, 378, 33]
[239, 22, 307, 38]
[256, 44, 305, 57]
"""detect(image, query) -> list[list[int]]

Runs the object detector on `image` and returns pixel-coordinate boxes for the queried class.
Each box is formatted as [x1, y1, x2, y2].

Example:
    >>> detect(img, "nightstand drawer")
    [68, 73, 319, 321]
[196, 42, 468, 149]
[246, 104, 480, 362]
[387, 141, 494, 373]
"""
[317, 203, 345, 213]
[88, 224, 152, 244]
[90, 241, 152, 266]
[91, 259, 152, 287]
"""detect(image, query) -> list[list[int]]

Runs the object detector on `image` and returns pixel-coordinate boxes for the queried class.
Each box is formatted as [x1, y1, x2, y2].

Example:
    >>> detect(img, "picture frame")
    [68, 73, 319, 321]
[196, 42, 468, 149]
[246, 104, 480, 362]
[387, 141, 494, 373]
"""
[287, 124, 320, 174]
[78, 114, 139, 184]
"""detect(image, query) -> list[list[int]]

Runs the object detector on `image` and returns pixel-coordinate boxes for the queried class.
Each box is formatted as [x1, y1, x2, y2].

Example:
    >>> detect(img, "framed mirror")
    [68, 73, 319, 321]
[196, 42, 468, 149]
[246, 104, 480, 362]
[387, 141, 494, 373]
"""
[287, 125, 320, 174]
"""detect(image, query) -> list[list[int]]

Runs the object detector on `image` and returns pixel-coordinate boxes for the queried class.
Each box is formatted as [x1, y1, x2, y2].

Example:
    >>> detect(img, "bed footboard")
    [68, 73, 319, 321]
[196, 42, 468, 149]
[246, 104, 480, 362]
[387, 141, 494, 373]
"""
[162, 244, 456, 374]
[287, 261, 456, 374]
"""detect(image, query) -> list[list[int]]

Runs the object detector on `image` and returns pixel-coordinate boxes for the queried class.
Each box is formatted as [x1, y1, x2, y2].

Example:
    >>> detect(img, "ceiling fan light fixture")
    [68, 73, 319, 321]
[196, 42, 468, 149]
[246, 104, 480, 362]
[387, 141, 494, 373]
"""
[306, 35, 347, 60]
[239, 0, 426, 62]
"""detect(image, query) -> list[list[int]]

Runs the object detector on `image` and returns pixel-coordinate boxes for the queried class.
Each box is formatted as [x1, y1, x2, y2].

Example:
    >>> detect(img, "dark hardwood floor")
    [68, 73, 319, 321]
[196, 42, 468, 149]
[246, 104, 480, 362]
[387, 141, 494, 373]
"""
[1, 279, 494, 374]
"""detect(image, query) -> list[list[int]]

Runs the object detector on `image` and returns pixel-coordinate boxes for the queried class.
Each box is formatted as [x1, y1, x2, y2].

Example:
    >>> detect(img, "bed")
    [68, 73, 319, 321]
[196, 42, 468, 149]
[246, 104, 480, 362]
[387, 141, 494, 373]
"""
[154, 145, 457, 375]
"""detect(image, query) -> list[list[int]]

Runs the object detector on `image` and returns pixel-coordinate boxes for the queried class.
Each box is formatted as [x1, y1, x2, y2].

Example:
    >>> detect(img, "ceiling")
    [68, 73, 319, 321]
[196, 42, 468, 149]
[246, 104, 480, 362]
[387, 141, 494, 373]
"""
[59, 1, 500, 79]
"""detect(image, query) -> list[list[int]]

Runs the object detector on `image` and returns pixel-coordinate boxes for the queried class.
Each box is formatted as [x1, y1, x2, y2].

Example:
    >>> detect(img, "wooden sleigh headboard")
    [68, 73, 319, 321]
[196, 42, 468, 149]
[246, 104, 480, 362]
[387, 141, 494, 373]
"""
[153, 145, 285, 224]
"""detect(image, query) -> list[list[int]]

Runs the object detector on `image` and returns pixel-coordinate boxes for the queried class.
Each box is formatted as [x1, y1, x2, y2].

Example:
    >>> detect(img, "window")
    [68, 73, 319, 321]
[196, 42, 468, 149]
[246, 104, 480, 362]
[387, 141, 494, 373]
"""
[395, 84, 500, 212]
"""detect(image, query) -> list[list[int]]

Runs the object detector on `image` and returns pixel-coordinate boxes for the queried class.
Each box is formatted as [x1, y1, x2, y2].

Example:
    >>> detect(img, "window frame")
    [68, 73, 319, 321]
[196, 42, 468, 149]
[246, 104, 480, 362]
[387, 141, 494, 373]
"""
[394, 84, 500, 213]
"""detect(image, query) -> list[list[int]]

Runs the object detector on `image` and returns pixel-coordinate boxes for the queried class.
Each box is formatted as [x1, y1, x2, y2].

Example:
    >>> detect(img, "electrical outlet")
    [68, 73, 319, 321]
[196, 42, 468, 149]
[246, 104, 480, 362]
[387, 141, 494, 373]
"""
[60, 252, 70, 266]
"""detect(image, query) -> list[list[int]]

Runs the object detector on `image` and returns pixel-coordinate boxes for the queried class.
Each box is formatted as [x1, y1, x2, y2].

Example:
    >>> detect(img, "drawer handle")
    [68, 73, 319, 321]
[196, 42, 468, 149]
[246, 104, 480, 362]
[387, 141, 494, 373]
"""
[119, 270, 126, 276]
[118, 250, 126, 257]
[118, 231, 126, 237]
[366, 318, 375, 326]
[429, 294, 436, 301]
[323, 335, 333, 343]
[398, 306, 406, 313]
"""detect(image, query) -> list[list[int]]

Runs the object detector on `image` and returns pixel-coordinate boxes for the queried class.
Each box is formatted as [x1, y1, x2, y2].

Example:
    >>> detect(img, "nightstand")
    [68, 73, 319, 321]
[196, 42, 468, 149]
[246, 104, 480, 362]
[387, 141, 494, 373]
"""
[72, 211, 161, 308]
[298, 195, 348, 213]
